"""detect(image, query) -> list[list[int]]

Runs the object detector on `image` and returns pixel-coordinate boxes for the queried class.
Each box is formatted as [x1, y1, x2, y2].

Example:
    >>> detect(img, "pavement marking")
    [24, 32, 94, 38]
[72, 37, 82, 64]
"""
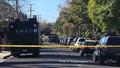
[0, 56, 13, 63]
[58, 60, 93, 63]
[0, 51, 11, 59]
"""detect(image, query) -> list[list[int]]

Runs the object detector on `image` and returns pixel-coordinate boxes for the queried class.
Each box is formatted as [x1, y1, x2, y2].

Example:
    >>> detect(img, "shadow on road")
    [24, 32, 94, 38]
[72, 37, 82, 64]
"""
[0, 54, 120, 68]
[0, 59, 120, 67]
[0, 48, 120, 68]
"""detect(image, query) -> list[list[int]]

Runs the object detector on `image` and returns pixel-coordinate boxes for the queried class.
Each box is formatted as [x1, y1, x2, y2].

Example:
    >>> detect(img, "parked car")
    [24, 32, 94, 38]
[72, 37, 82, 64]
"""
[61, 37, 67, 45]
[65, 37, 73, 45]
[73, 37, 85, 52]
[78, 40, 98, 56]
[93, 36, 120, 65]
[59, 37, 62, 44]
[69, 37, 78, 49]
[60, 37, 73, 45]
[71, 37, 78, 45]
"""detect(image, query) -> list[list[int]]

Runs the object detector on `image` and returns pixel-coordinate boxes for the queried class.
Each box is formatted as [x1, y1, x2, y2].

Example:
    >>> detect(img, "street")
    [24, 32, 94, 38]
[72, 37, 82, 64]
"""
[0, 48, 120, 68]
[0, 0, 120, 68]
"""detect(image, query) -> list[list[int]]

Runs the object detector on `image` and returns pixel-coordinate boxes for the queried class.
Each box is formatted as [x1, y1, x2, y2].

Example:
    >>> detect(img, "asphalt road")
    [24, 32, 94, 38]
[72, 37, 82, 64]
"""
[0, 48, 120, 68]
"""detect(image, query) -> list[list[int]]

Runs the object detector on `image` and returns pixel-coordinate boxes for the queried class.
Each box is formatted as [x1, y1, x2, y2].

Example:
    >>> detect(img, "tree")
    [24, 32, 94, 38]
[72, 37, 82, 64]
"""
[60, 0, 94, 37]
[39, 22, 53, 35]
[88, 0, 120, 32]
[0, 0, 27, 32]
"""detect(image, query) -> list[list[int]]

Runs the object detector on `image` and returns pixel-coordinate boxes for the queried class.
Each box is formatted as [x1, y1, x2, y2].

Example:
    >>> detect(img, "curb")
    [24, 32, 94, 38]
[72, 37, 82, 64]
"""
[3, 54, 12, 59]
[0, 51, 12, 59]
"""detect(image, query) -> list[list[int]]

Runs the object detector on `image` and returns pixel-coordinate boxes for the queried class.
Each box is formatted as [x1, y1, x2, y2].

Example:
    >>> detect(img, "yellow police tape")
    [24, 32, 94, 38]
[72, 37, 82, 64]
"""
[0, 45, 120, 48]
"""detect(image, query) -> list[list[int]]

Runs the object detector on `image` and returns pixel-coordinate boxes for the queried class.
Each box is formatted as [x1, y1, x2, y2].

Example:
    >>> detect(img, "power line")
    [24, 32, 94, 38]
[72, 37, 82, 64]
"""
[38, 0, 57, 10]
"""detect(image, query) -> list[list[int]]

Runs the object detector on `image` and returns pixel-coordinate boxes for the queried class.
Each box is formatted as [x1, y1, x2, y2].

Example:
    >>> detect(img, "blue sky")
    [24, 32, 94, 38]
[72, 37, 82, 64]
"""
[26, 0, 65, 23]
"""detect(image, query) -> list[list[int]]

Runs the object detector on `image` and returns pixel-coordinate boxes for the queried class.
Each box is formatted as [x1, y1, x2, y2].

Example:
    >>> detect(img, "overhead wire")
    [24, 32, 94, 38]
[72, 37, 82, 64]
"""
[33, 0, 61, 22]
[39, 0, 58, 10]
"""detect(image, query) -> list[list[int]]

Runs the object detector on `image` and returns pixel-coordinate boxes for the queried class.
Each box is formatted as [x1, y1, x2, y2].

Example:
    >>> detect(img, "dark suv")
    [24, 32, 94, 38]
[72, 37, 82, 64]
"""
[93, 36, 120, 65]
[49, 34, 59, 43]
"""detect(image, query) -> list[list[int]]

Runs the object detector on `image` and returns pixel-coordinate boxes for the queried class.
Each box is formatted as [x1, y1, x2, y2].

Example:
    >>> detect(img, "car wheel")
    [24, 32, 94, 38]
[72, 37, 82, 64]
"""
[93, 53, 98, 62]
[78, 49, 83, 56]
[73, 49, 76, 52]
[117, 60, 120, 66]
[76, 48, 80, 52]
[33, 49, 39, 57]
[98, 56, 105, 65]
[33, 52, 39, 57]
[33, 53, 39, 56]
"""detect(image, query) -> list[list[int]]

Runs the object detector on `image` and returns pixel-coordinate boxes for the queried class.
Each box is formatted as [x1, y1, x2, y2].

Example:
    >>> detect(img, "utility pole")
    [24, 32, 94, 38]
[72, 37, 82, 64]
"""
[29, 4, 33, 18]
[16, 0, 19, 19]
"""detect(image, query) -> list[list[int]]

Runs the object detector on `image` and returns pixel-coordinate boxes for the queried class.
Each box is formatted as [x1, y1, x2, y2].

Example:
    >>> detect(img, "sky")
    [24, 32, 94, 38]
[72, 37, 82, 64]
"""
[25, 0, 66, 23]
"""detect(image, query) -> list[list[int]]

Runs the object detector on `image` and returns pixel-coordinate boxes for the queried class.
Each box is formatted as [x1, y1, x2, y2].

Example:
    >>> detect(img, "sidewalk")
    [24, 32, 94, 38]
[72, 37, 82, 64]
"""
[0, 51, 11, 59]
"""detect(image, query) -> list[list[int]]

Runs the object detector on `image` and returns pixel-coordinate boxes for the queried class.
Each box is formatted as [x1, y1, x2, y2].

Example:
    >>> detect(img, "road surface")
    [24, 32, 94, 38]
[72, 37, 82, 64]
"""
[0, 48, 120, 68]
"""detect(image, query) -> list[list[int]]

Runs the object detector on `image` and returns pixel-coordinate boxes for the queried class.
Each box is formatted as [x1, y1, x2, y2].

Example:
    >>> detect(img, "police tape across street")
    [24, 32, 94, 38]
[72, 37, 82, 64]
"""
[0, 45, 120, 48]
